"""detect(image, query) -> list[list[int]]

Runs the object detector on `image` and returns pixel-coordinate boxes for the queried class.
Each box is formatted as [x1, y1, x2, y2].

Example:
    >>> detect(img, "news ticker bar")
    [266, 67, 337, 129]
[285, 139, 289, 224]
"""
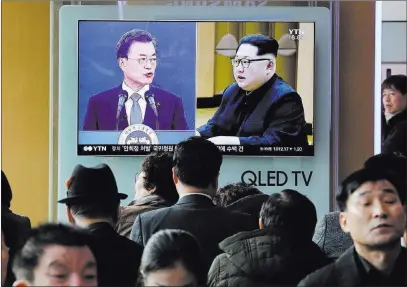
[78, 145, 314, 156]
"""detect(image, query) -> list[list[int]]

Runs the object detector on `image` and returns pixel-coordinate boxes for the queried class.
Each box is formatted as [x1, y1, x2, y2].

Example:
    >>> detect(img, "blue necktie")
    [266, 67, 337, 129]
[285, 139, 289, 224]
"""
[130, 93, 142, 124]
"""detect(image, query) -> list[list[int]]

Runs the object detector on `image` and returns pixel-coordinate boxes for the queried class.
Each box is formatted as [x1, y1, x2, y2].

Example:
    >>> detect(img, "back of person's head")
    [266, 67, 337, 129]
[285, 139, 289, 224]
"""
[68, 200, 120, 224]
[173, 137, 222, 191]
[213, 182, 262, 207]
[336, 168, 406, 212]
[364, 153, 407, 180]
[139, 229, 206, 287]
[139, 151, 179, 204]
[260, 189, 317, 240]
[12, 223, 97, 286]
[1, 171, 12, 210]
[381, 74, 407, 95]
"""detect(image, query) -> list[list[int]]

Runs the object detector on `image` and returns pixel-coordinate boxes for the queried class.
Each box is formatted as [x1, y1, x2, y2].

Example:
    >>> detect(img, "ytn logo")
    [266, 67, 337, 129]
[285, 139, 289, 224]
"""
[83, 146, 107, 152]
[288, 28, 304, 40]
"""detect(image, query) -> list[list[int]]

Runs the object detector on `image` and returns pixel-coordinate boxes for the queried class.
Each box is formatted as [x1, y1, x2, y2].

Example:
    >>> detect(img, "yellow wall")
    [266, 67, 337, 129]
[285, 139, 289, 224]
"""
[1, 1, 50, 226]
[214, 22, 239, 94]
[296, 23, 315, 124]
[274, 22, 296, 88]
[196, 23, 216, 98]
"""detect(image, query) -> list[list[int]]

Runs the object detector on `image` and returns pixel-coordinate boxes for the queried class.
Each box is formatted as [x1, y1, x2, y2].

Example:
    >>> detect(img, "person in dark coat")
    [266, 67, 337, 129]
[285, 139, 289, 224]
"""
[116, 151, 178, 238]
[58, 163, 143, 287]
[381, 74, 407, 156]
[208, 189, 331, 287]
[1, 171, 31, 287]
[213, 182, 269, 219]
[299, 168, 407, 286]
[130, 137, 258, 272]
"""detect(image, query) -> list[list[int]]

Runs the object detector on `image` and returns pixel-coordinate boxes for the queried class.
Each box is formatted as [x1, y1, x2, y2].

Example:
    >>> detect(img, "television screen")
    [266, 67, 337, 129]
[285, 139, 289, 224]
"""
[77, 20, 315, 156]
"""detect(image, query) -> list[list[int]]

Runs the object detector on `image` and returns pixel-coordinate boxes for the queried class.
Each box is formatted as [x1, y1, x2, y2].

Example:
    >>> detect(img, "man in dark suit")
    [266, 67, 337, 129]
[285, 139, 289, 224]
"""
[298, 168, 407, 286]
[197, 34, 308, 146]
[83, 29, 188, 131]
[58, 163, 143, 287]
[130, 137, 258, 270]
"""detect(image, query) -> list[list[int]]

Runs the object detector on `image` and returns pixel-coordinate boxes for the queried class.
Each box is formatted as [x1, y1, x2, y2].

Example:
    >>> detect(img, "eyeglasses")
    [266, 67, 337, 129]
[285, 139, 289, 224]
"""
[128, 57, 157, 67]
[231, 58, 272, 68]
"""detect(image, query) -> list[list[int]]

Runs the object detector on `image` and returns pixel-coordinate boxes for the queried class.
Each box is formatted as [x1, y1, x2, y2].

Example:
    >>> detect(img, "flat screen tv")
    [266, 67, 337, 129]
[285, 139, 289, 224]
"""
[77, 20, 315, 156]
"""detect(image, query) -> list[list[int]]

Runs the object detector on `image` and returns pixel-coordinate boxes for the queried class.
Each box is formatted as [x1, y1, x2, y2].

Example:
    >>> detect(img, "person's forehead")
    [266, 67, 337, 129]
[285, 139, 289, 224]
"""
[383, 88, 398, 93]
[39, 245, 94, 266]
[128, 41, 156, 55]
[351, 179, 397, 197]
[236, 44, 259, 57]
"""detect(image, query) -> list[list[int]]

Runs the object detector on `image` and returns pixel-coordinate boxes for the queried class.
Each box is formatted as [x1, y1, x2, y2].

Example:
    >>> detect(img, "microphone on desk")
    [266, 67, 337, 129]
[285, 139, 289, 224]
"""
[116, 90, 128, 130]
[145, 90, 159, 130]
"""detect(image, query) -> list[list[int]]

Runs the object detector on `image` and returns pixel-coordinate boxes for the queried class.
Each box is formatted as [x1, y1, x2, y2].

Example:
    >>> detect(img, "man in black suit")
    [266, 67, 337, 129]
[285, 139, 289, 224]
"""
[197, 34, 308, 146]
[58, 164, 143, 287]
[130, 137, 257, 270]
[299, 168, 407, 286]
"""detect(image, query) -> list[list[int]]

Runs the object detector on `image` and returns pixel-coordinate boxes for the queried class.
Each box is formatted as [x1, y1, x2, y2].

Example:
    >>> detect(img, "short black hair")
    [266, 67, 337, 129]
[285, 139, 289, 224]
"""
[140, 151, 179, 204]
[237, 34, 279, 57]
[139, 229, 206, 286]
[213, 182, 262, 207]
[68, 200, 120, 223]
[336, 168, 406, 212]
[12, 223, 92, 282]
[382, 74, 407, 95]
[1, 170, 12, 209]
[260, 189, 317, 240]
[364, 153, 407, 182]
[173, 137, 222, 189]
[116, 29, 157, 59]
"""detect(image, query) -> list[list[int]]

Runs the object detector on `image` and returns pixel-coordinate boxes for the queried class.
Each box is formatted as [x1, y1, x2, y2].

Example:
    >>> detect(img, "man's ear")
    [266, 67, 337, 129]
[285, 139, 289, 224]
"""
[259, 218, 263, 229]
[147, 187, 157, 195]
[13, 280, 30, 287]
[213, 174, 220, 191]
[172, 167, 178, 185]
[339, 212, 350, 233]
[66, 206, 75, 224]
[266, 60, 275, 72]
[118, 58, 126, 69]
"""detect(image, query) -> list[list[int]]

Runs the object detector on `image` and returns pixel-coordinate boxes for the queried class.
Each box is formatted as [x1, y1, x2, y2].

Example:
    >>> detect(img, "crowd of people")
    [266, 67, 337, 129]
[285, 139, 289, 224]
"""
[1, 136, 406, 286]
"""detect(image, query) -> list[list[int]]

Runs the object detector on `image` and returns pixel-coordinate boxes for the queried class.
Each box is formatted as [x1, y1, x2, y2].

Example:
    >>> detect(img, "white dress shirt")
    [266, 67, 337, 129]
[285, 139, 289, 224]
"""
[122, 82, 149, 125]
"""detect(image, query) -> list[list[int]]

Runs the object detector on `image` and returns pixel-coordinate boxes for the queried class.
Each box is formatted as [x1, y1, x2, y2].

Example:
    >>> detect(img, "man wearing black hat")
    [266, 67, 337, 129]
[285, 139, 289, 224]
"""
[197, 34, 308, 146]
[59, 163, 143, 287]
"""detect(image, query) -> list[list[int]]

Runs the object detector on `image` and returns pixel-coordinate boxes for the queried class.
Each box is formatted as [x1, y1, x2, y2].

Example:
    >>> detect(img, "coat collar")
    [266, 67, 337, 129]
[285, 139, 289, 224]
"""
[175, 193, 214, 207]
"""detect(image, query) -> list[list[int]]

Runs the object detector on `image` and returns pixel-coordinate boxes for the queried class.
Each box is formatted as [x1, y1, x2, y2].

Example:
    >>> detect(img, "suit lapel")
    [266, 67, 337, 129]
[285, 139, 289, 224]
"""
[118, 103, 128, 130]
[334, 247, 361, 286]
[143, 103, 156, 130]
